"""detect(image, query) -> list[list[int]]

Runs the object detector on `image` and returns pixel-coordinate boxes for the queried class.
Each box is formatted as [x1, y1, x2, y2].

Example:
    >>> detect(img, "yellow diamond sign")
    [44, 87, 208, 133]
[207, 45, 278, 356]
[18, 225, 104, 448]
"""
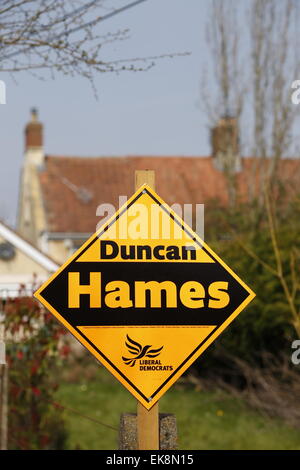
[34, 184, 255, 409]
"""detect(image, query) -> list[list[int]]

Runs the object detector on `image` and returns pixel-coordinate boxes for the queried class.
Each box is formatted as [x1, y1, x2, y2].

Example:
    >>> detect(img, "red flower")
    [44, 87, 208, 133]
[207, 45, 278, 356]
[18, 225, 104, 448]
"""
[16, 350, 23, 360]
[60, 345, 70, 357]
[31, 363, 39, 375]
[32, 387, 41, 397]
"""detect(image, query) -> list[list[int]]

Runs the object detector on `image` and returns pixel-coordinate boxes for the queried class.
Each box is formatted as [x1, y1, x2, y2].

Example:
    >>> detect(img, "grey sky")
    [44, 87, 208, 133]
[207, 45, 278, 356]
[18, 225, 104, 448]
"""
[0, 0, 211, 226]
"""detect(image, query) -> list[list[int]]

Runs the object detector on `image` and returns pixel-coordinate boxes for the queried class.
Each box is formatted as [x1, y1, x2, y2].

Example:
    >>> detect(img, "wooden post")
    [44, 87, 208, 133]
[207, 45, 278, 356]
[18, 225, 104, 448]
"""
[135, 169, 159, 450]
[137, 402, 159, 450]
[135, 169, 155, 193]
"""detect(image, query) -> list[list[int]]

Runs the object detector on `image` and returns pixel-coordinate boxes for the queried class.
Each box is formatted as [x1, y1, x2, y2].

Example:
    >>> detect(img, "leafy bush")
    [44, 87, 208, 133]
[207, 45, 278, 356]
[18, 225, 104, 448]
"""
[5, 296, 69, 450]
[195, 198, 300, 378]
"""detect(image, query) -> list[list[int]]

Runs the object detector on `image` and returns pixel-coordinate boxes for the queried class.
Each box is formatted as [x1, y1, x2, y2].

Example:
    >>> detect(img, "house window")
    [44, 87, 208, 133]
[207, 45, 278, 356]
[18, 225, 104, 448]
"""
[0, 243, 16, 261]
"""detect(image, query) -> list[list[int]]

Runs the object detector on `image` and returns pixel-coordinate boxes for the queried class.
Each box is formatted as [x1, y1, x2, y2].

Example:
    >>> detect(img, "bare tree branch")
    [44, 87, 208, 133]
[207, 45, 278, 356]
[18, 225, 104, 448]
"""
[0, 0, 188, 82]
[202, 0, 300, 204]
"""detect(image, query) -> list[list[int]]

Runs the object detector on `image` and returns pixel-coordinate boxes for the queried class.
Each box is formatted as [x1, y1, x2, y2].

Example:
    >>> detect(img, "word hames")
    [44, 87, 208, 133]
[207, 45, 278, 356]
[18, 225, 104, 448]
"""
[68, 272, 230, 309]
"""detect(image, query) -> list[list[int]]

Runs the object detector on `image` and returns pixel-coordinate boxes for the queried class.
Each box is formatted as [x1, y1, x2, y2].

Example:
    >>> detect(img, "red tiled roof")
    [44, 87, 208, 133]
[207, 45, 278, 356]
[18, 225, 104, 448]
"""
[39, 155, 300, 233]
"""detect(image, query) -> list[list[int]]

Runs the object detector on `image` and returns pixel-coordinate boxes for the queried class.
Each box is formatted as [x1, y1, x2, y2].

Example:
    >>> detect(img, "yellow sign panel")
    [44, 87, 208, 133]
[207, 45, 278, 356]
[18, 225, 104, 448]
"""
[34, 185, 255, 409]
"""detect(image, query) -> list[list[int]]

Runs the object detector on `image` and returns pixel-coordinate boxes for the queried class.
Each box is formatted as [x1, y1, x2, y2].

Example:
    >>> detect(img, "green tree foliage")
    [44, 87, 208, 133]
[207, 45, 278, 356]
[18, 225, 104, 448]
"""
[197, 197, 300, 375]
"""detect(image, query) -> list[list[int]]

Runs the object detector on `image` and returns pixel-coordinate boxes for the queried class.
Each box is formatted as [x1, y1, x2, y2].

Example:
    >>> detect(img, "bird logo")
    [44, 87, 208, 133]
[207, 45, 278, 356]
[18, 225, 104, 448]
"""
[122, 335, 163, 367]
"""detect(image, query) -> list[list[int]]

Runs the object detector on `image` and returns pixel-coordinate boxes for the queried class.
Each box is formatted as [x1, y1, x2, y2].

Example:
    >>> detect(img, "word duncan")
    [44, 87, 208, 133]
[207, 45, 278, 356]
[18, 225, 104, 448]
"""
[100, 240, 197, 260]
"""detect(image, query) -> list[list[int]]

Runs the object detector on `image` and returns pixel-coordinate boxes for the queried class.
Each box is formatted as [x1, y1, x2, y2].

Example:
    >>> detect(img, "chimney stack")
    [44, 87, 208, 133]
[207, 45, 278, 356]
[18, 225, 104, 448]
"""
[25, 108, 43, 150]
[24, 108, 44, 166]
[211, 116, 241, 173]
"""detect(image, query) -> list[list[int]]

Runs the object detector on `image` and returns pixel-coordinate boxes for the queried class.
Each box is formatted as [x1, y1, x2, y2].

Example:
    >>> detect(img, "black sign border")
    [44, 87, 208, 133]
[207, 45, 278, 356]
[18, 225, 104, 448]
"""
[38, 186, 253, 405]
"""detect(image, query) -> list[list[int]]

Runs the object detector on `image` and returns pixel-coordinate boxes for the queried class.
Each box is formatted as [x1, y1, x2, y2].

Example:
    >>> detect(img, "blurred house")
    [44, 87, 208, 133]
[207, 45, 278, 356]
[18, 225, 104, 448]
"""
[0, 220, 58, 298]
[17, 109, 300, 264]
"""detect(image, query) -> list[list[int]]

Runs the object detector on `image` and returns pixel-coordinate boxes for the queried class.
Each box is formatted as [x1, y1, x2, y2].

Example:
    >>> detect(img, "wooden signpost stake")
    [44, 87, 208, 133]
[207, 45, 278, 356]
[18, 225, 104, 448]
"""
[135, 170, 159, 450]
